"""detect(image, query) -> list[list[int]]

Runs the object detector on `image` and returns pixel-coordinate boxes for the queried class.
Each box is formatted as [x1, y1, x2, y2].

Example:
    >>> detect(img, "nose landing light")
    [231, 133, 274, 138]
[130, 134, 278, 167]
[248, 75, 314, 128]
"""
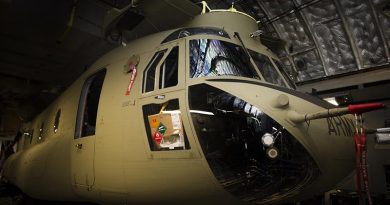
[261, 133, 274, 147]
[266, 147, 279, 159]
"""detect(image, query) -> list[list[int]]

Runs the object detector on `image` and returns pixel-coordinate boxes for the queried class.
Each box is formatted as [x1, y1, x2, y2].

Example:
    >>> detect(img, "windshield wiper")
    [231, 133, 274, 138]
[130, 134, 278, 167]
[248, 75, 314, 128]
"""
[233, 32, 252, 63]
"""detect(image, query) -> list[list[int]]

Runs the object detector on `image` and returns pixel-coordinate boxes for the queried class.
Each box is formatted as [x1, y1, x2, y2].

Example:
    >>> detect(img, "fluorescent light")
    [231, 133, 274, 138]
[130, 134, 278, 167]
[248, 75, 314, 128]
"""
[323, 97, 339, 106]
[190, 110, 214, 116]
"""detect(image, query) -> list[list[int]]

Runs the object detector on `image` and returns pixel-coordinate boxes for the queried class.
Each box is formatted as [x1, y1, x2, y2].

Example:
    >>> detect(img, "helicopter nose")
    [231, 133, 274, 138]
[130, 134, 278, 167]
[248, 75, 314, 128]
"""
[188, 84, 320, 203]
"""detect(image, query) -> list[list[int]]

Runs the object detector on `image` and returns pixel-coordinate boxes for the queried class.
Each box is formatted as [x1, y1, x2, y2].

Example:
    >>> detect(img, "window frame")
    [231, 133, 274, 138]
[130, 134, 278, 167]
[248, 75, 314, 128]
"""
[249, 50, 287, 88]
[142, 49, 167, 93]
[142, 98, 191, 152]
[75, 69, 107, 139]
[188, 38, 260, 79]
[272, 59, 297, 89]
[39, 122, 44, 141]
[141, 41, 185, 96]
[159, 46, 179, 89]
[29, 129, 34, 144]
[54, 109, 61, 133]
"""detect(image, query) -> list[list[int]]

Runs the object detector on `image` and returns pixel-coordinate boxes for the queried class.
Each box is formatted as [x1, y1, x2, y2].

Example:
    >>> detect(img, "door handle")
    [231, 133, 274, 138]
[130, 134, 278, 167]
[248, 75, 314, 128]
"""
[75, 143, 83, 149]
[155, 95, 165, 100]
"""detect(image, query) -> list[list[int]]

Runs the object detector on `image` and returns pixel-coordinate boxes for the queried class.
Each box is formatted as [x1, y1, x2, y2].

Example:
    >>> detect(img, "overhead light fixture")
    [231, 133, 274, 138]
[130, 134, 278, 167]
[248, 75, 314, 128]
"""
[294, 58, 307, 71]
[375, 127, 390, 144]
[323, 94, 352, 106]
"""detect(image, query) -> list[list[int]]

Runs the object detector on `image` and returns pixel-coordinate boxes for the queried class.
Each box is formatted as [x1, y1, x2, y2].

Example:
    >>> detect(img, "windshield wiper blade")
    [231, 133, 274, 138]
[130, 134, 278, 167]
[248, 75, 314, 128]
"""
[233, 32, 252, 63]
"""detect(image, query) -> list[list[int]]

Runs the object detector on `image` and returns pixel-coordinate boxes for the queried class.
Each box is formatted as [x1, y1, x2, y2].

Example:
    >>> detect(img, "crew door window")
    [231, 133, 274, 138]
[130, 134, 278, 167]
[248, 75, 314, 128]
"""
[159, 46, 179, 89]
[39, 122, 44, 141]
[75, 69, 106, 138]
[29, 129, 34, 144]
[54, 109, 61, 133]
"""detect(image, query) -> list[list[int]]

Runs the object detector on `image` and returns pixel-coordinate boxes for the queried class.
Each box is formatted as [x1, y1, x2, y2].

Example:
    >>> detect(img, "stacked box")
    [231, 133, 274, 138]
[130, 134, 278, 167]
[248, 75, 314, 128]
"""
[147, 110, 184, 150]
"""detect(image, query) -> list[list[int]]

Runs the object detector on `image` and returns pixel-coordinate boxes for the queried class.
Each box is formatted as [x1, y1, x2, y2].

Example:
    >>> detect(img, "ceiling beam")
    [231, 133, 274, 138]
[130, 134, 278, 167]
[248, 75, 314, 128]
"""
[0, 61, 55, 83]
[298, 66, 390, 93]
[292, 0, 329, 76]
[367, 0, 390, 63]
[332, 0, 363, 70]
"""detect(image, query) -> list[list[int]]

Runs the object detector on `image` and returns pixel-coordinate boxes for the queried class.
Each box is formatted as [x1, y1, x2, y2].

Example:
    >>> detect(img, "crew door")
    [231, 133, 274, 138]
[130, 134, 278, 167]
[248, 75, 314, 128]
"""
[139, 41, 200, 159]
[72, 69, 107, 187]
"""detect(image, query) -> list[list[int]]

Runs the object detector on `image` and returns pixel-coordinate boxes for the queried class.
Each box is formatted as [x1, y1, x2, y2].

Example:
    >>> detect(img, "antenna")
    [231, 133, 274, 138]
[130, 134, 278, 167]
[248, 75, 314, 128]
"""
[229, 1, 237, 12]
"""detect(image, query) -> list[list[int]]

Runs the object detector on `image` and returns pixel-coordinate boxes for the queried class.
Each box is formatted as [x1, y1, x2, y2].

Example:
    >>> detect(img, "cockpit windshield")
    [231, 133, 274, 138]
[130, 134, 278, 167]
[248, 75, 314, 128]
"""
[189, 39, 260, 79]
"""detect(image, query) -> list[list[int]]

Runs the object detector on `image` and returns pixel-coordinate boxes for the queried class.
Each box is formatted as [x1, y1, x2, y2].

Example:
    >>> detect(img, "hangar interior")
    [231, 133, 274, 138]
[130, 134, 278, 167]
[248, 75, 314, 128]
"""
[0, 0, 389, 204]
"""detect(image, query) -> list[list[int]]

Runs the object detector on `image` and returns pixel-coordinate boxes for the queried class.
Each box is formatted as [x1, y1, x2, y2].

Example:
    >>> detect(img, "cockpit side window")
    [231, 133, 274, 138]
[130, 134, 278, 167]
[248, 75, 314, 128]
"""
[189, 39, 260, 79]
[249, 50, 286, 87]
[273, 60, 297, 89]
[142, 50, 166, 93]
[75, 69, 106, 138]
[142, 99, 190, 151]
[159, 46, 179, 89]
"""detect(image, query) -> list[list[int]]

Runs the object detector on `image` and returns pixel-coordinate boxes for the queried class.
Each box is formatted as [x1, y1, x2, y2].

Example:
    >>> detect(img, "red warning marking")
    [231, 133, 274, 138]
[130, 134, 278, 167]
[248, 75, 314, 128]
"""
[125, 67, 137, 96]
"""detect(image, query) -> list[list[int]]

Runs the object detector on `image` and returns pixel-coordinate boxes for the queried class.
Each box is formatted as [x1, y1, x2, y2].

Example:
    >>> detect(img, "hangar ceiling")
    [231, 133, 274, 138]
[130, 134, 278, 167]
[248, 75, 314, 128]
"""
[0, 0, 390, 137]
[199, 0, 390, 82]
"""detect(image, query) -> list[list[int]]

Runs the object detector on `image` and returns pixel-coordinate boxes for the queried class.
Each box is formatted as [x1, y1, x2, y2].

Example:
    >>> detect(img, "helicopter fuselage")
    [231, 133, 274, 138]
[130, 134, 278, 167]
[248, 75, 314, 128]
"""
[2, 11, 355, 205]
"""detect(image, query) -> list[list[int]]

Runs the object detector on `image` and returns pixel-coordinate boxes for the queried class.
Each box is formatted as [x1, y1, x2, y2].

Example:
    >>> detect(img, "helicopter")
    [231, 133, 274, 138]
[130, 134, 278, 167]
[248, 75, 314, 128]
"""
[1, 2, 385, 205]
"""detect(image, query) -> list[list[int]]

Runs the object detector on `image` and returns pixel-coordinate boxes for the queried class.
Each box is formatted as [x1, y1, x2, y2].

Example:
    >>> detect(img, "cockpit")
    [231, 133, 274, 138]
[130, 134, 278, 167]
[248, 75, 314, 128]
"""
[159, 27, 296, 89]
[189, 38, 296, 89]
[187, 84, 319, 203]
[140, 27, 318, 203]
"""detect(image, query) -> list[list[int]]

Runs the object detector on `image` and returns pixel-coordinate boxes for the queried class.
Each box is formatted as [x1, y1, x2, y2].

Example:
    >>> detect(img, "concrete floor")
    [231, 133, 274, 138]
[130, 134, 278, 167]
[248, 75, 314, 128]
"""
[0, 197, 13, 205]
[0, 182, 96, 205]
[1, 181, 389, 205]
[0, 196, 97, 205]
